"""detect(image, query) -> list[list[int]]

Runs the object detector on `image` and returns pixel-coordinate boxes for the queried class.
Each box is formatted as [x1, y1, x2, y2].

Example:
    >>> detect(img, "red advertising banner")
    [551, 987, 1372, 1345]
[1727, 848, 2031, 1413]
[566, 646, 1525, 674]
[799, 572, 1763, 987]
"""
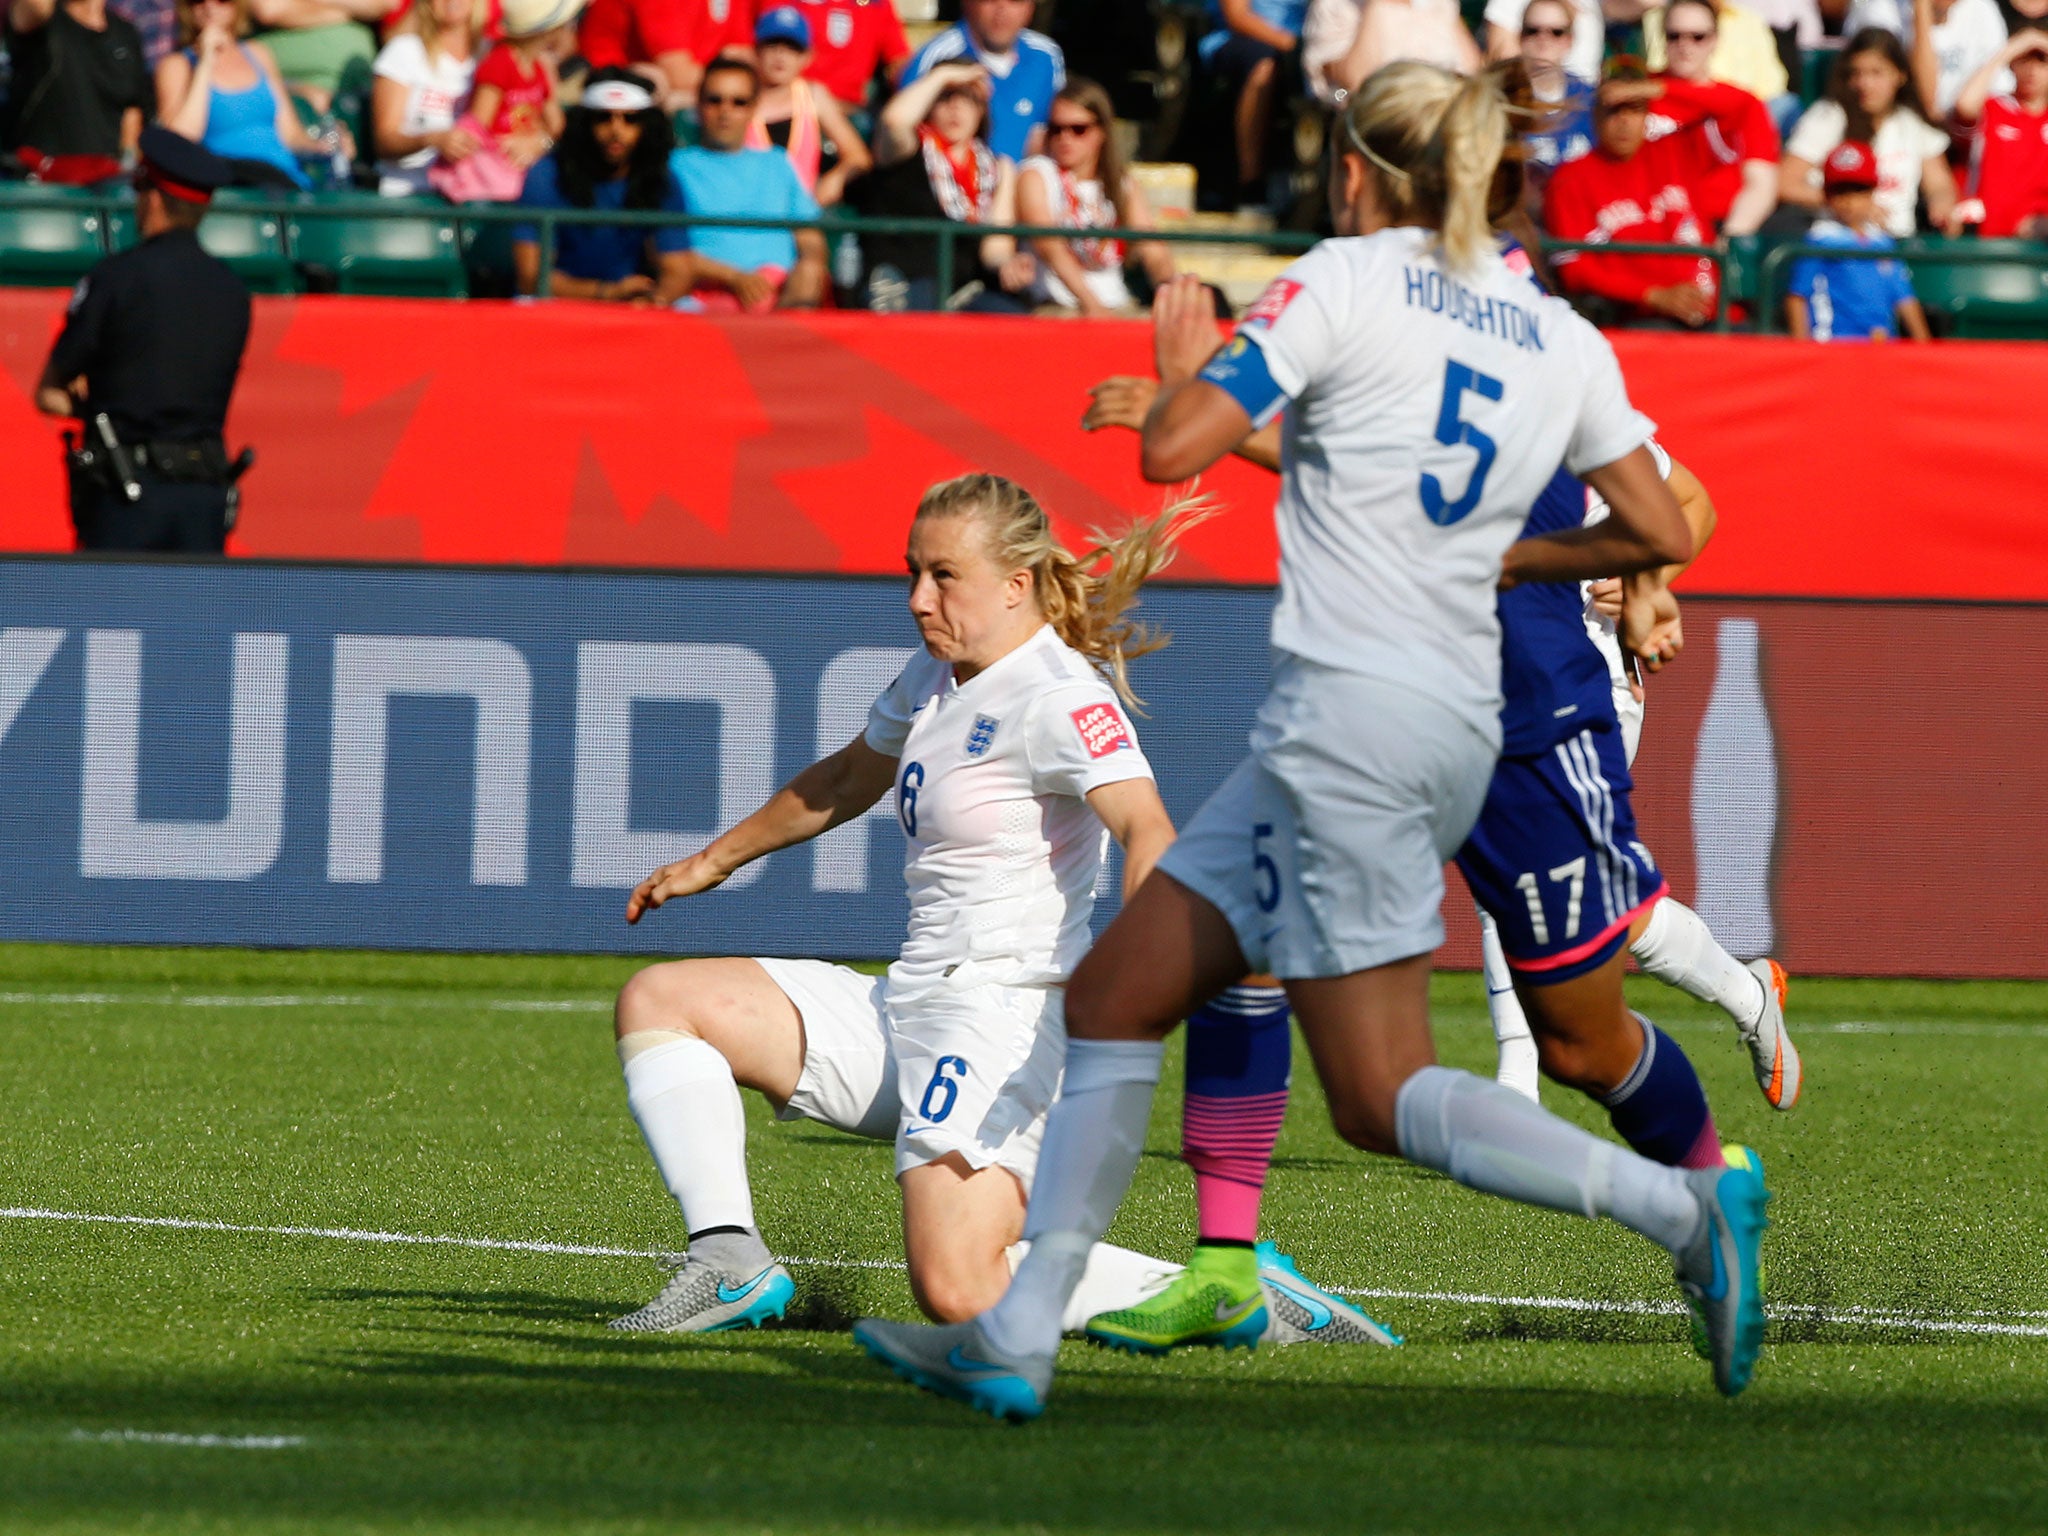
[4, 289, 2046, 601]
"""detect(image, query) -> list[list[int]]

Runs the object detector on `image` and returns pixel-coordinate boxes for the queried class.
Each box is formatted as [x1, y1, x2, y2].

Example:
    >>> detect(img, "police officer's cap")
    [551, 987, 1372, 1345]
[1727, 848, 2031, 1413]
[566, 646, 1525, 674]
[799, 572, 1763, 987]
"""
[136, 126, 234, 204]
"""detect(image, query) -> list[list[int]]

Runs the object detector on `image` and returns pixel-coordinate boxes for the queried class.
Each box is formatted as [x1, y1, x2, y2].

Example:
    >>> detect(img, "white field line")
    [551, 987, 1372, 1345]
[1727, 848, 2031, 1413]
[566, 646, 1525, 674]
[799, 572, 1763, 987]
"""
[0, 991, 2042, 1036]
[69, 1429, 303, 1450]
[5, 1206, 2044, 1338]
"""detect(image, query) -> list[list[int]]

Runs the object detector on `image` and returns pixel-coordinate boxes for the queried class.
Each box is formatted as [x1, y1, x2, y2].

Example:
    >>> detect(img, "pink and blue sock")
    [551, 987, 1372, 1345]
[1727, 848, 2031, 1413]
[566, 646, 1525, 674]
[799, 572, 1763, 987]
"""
[1182, 983, 1292, 1245]
[1602, 1013, 1723, 1171]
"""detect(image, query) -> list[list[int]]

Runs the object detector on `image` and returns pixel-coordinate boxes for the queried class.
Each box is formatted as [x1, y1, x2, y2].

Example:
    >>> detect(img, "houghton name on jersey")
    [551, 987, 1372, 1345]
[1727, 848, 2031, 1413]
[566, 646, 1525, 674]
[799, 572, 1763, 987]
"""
[862, 625, 1154, 992]
[1198, 227, 1655, 735]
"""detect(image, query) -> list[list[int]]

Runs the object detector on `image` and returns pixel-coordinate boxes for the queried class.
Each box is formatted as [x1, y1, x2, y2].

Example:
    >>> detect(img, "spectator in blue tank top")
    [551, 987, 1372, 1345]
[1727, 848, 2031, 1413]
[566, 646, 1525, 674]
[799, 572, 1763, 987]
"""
[155, 0, 332, 188]
[1785, 139, 1933, 341]
[1198, 0, 1308, 209]
[900, 0, 1065, 162]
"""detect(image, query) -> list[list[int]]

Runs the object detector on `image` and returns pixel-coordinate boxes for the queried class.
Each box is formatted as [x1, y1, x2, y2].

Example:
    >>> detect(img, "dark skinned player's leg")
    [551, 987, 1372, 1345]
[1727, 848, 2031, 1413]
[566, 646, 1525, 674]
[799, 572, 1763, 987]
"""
[1517, 947, 1725, 1172]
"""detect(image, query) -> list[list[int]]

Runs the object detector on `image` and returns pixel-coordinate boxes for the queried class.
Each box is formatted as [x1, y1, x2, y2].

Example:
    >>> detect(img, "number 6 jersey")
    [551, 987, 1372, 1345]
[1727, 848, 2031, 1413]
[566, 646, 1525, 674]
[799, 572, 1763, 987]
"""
[1198, 226, 1656, 740]
[863, 625, 1156, 991]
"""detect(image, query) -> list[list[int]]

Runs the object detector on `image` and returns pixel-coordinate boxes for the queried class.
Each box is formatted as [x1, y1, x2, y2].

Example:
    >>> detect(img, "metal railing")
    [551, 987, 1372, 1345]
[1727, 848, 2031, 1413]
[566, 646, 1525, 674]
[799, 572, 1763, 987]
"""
[7, 186, 2045, 335]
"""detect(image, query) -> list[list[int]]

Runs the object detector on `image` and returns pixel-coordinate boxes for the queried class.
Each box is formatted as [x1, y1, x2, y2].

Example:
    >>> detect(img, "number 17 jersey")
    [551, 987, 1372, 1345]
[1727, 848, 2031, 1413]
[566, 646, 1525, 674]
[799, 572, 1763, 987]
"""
[1200, 226, 1655, 738]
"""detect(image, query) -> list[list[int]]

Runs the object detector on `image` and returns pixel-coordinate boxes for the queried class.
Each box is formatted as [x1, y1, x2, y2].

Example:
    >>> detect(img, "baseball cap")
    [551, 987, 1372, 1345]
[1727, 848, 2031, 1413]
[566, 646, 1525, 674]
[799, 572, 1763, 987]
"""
[1823, 140, 1879, 190]
[755, 5, 811, 48]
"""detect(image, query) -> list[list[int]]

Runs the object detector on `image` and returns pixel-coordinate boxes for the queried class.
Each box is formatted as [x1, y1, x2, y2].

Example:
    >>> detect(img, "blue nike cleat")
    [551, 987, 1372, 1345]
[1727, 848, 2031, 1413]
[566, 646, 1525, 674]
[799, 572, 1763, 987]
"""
[1675, 1144, 1770, 1397]
[608, 1257, 795, 1333]
[1256, 1242, 1403, 1347]
[853, 1317, 1051, 1423]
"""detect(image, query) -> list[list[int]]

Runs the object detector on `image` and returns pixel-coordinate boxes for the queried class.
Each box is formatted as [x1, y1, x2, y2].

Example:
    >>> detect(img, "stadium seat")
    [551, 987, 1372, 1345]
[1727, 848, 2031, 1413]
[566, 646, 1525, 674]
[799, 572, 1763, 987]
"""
[289, 202, 468, 297]
[107, 189, 300, 293]
[0, 185, 111, 286]
[1909, 242, 2048, 340]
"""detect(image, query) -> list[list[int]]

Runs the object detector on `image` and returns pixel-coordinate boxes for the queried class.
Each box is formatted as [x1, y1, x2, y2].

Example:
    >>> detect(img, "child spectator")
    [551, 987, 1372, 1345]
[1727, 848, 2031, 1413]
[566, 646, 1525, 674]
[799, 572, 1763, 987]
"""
[1014, 78, 1176, 316]
[371, 0, 479, 194]
[513, 69, 706, 300]
[1543, 62, 1736, 328]
[1781, 28, 1956, 235]
[746, 6, 872, 205]
[157, 0, 336, 188]
[670, 56, 830, 309]
[900, 0, 1064, 163]
[1786, 140, 1933, 339]
[2, 0, 154, 181]
[851, 58, 1030, 311]
[437, 0, 578, 198]
[1949, 28, 2048, 234]
[1845, 0, 2009, 118]
[789, 0, 910, 107]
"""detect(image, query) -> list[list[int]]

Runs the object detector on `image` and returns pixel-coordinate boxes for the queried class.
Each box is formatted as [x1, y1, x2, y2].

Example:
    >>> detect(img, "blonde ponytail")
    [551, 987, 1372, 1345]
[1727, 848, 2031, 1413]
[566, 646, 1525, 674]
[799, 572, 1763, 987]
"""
[912, 473, 1217, 707]
[1340, 60, 1513, 274]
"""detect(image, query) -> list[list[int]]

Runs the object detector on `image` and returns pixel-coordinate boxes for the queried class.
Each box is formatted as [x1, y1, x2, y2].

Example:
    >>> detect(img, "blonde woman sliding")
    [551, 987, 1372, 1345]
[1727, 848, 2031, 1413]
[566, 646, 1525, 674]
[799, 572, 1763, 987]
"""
[606, 472, 1364, 1342]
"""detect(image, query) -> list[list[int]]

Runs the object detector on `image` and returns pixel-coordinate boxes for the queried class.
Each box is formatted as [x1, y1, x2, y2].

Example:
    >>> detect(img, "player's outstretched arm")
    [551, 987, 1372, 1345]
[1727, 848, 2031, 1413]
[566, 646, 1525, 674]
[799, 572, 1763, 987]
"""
[1085, 778, 1177, 899]
[626, 737, 899, 922]
[1503, 445, 1693, 588]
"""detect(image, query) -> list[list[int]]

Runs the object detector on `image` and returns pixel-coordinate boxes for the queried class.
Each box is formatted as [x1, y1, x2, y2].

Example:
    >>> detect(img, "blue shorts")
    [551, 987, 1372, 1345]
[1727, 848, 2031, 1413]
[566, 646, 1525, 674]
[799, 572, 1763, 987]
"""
[1455, 722, 1668, 984]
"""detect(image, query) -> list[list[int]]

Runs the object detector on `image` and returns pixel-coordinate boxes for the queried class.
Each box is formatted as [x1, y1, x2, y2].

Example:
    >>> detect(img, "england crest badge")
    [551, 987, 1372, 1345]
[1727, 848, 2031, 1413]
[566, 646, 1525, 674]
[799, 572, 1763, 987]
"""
[965, 714, 1000, 757]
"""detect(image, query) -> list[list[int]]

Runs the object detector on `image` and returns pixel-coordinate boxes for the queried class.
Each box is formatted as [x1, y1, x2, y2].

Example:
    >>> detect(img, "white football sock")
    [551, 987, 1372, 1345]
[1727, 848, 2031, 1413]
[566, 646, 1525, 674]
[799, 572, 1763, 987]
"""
[1008, 1240, 1183, 1331]
[980, 1038, 1163, 1359]
[620, 1033, 757, 1234]
[1395, 1065, 1701, 1255]
[1631, 898, 1767, 1029]
[1479, 906, 1541, 1101]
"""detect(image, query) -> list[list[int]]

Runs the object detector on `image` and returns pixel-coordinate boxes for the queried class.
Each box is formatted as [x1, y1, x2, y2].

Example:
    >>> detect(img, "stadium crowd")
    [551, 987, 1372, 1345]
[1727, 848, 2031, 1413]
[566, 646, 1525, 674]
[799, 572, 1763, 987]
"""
[2, 0, 2044, 332]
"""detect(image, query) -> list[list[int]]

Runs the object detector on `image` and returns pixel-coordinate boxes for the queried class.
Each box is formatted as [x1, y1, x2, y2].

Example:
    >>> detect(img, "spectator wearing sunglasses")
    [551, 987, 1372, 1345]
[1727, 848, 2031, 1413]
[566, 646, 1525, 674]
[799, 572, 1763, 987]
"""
[1640, 0, 1782, 234]
[670, 56, 830, 310]
[1485, 0, 1602, 84]
[1014, 77, 1174, 315]
[1544, 59, 1752, 328]
[512, 70, 699, 303]
[1517, 0, 1595, 186]
[1642, 0, 1793, 120]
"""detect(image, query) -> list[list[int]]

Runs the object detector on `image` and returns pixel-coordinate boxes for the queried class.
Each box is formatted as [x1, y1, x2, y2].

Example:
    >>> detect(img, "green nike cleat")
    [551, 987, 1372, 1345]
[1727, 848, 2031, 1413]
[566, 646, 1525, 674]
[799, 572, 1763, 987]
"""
[1084, 1243, 1268, 1356]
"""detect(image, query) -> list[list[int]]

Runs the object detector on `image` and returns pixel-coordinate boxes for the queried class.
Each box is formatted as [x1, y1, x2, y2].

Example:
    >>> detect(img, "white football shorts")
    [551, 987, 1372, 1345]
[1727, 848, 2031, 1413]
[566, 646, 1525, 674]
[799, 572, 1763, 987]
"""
[754, 957, 1064, 1189]
[1159, 657, 1498, 979]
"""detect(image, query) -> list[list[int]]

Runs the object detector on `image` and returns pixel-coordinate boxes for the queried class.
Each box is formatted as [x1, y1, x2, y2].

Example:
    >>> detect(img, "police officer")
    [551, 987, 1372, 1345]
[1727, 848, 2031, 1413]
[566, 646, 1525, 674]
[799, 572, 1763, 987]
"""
[36, 127, 253, 554]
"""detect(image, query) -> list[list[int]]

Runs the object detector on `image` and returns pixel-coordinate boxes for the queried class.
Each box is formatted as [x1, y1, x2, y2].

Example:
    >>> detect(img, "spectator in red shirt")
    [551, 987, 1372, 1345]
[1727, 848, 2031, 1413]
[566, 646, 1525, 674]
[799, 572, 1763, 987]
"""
[1544, 61, 1748, 328]
[787, 0, 907, 107]
[1650, 0, 1780, 234]
[578, 0, 751, 107]
[1949, 28, 2048, 235]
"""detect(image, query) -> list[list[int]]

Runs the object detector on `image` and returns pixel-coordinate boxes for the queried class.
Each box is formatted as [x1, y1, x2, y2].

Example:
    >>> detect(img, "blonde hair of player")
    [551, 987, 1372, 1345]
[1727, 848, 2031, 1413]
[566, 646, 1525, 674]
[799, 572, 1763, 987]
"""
[1339, 60, 1513, 273]
[912, 472, 1214, 707]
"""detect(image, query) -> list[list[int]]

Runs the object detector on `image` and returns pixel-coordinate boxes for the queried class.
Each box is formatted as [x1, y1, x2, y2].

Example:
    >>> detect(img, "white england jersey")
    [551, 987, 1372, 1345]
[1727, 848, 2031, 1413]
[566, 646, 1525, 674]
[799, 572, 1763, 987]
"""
[862, 625, 1154, 990]
[1216, 227, 1656, 733]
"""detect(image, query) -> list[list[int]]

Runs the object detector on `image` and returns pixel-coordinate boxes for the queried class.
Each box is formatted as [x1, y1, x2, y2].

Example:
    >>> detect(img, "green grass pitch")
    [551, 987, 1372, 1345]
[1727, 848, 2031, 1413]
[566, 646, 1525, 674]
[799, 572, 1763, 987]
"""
[2, 941, 2045, 1534]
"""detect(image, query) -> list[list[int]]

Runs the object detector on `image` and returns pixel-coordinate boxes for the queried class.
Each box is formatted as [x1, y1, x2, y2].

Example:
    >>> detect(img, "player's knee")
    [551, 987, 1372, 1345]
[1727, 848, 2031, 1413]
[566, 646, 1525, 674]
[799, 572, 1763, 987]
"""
[613, 965, 705, 1043]
[1533, 1032, 1605, 1094]
[1325, 1090, 1400, 1156]
[908, 1254, 1002, 1324]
